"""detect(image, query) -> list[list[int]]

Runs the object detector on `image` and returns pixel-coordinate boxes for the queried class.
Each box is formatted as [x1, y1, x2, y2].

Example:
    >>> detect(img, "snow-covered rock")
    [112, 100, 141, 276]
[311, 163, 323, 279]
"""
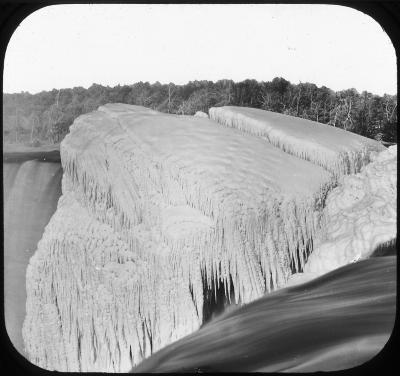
[23, 104, 384, 372]
[209, 106, 385, 177]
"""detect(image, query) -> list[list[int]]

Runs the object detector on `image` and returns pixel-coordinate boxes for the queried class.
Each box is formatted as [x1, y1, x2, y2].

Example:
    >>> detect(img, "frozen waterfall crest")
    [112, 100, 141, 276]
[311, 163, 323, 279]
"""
[23, 103, 389, 372]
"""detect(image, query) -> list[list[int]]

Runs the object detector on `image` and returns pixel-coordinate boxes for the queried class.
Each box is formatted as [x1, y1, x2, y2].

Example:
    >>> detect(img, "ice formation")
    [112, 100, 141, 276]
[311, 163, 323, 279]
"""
[287, 145, 397, 286]
[209, 106, 384, 177]
[23, 104, 383, 372]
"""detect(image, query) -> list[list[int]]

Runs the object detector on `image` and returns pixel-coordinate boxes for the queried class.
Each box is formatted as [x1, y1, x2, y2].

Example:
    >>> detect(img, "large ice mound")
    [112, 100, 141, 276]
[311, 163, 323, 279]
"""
[209, 106, 385, 177]
[303, 146, 397, 273]
[23, 104, 384, 372]
[287, 145, 397, 286]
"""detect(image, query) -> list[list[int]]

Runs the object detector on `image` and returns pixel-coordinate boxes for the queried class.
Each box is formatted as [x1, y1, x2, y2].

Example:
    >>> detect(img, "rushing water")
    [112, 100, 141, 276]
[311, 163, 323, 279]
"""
[132, 255, 396, 373]
[3, 151, 62, 357]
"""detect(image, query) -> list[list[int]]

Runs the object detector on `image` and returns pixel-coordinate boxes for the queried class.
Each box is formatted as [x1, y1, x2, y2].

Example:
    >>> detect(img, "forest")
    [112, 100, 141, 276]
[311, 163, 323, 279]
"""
[2, 77, 397, 145]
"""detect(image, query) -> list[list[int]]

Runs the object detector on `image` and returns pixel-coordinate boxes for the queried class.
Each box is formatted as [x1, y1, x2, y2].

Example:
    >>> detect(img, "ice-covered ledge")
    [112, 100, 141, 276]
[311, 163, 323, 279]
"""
[23, 104, 384, 372]
[209, 106, 385, 177]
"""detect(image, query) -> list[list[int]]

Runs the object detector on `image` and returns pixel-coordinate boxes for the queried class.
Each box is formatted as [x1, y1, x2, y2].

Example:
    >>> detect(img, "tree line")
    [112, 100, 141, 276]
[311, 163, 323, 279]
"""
[2, 77, 397, 145]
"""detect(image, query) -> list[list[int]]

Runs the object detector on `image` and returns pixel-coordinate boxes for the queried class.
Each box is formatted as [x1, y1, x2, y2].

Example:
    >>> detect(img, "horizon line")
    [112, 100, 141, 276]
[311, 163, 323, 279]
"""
[3, 77, 397, 97]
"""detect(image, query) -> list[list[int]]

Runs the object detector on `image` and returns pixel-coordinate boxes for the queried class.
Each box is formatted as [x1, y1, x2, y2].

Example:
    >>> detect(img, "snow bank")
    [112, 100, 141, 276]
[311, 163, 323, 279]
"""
[209, 106, 384, 177]
[194, 111, 208, 118]
[23, 103, 335, 371]
[287, 145, 397, 286]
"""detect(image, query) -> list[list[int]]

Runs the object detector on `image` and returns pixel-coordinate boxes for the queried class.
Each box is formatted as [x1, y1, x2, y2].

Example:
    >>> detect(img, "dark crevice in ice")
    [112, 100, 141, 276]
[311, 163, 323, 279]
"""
[371, 238, 397, 257]
[201, 273, 237, 326]
[290, 239, 313, 275]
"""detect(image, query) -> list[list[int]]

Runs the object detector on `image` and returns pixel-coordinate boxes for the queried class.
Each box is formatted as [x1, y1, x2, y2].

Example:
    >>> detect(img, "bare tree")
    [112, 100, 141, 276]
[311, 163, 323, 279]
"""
[29, 113, 39, 143]
[14, 106, 19, 143]
[343, 97, 353, 131]
[384, 95, 397, 122]
[168, 84, 175, 113]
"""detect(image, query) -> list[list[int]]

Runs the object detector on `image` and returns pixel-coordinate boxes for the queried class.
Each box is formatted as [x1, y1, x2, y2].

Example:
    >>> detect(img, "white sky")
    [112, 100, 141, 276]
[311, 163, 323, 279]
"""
[3, 4, 397, 95]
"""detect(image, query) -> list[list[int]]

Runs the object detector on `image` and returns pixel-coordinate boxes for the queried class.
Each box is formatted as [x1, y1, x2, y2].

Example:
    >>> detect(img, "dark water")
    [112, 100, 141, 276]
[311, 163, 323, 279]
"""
[3, 157, 62, 357]
[3, 149, 61, 163]
[133, 256, 396, 373]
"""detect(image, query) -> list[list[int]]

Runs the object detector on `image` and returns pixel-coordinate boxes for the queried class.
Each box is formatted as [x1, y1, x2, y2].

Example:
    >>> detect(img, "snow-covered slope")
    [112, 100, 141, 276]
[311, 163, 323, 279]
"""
[209, 106, 385, 177]
[23, 104, 338, 372]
